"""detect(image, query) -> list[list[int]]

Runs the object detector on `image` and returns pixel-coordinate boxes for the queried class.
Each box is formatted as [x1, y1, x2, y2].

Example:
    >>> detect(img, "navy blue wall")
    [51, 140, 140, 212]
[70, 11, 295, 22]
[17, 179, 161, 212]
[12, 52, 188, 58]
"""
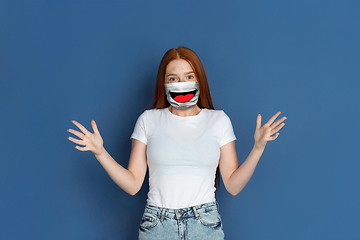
[1, 1, 359, 239]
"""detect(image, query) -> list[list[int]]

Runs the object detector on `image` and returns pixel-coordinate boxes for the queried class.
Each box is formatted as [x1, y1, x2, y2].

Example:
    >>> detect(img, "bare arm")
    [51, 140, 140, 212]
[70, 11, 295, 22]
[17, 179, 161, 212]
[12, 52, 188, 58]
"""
[219, 112, 286, 196]
[95, 139, 147, 196]
[68, 119, 147, 196]
[219, 141, 264, 196]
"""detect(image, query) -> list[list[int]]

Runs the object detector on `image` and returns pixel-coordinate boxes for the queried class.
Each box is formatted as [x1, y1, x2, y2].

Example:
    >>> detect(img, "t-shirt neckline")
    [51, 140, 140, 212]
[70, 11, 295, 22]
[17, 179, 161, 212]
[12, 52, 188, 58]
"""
[165, 107, 204, 118]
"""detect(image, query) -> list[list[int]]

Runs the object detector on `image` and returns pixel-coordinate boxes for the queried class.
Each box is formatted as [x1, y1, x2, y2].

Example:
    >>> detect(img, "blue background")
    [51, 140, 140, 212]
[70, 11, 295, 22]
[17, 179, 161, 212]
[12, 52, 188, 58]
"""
[1, 1, 359, 239]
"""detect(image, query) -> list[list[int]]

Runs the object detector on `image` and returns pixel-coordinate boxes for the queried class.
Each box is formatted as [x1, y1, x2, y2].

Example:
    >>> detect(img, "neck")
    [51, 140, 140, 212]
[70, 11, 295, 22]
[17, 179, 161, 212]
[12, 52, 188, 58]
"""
[168, 105, 201, 117]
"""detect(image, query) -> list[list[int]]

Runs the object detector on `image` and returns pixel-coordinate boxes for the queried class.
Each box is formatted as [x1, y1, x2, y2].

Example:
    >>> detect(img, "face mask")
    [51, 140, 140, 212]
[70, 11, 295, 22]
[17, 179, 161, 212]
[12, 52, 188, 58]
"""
[164, 81, 200, 110]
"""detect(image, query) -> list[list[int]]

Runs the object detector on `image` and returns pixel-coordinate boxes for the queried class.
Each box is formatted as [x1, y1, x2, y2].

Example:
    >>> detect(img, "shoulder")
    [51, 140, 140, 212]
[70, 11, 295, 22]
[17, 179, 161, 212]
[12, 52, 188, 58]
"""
[202, 108, 230, 119]
[144, 108, 166, 113]
[137, 108, 167, 120]
[143, 108, 166, 116]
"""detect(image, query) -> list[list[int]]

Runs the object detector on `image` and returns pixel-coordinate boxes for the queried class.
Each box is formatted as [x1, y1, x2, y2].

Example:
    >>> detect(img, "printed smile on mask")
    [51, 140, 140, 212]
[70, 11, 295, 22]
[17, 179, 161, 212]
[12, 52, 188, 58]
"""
[170, 89, 198, 103]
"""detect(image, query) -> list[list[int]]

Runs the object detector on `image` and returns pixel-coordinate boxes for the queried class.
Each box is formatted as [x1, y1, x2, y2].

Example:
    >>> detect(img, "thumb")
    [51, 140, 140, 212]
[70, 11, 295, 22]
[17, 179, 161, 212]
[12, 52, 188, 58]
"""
[256, 114, 261, 130]
[91, 120, 99, 134]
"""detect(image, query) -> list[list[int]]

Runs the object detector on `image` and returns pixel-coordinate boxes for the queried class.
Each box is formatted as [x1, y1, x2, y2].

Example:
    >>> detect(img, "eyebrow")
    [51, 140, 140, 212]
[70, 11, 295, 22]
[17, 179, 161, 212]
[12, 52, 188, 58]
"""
[165, 71, 195, 77]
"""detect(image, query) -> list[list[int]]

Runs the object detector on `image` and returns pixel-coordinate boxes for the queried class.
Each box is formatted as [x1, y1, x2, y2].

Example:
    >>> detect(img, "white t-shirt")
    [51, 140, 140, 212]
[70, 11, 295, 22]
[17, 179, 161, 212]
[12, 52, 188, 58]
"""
[130, 107, 236, 209]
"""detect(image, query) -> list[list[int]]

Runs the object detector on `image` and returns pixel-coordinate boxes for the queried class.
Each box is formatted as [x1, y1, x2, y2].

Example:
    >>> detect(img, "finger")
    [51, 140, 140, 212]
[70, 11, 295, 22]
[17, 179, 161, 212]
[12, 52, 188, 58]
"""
[67, 128, 85, 139]
[91, 120, 99, 134]
[256, 114, 261, 130]
[75, 145, 89, 151]
[71, 120, 91, 135]
[271, 116, 287, 129]
[265, 112, 282, 127]
[68, 136, 86, 146]
[268, 133, 279, 141]
[270, 122, 285, 135]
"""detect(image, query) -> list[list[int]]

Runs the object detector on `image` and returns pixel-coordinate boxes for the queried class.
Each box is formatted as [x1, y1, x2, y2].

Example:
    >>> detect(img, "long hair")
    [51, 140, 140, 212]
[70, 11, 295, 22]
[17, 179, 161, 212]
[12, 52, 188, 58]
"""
[151, 46, 221, 197]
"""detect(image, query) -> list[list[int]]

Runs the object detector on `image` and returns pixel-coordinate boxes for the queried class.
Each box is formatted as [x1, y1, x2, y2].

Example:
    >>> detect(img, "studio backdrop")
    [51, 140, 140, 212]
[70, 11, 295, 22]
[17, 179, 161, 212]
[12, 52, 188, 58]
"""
[1, 1, 359, 239]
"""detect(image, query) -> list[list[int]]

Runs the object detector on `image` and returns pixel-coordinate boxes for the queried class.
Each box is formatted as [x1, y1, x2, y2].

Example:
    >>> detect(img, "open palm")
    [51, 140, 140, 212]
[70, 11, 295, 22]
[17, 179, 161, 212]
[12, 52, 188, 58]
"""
[67, 120, 104, 156]
[254, 112, 287, 150]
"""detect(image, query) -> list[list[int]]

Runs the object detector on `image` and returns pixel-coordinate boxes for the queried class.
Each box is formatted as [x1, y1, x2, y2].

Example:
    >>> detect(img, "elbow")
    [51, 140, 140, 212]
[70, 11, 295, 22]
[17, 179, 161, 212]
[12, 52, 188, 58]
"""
[128, 186, 141, 196]
[117, 184, 138, 196]
[229, 190, 239, 196]
[226, 185, 241, 196]
[226, 186, 239, 196]
[124, 177, 142, 196]
[227, 181, 247, 196]
[128, 190, 137, 196]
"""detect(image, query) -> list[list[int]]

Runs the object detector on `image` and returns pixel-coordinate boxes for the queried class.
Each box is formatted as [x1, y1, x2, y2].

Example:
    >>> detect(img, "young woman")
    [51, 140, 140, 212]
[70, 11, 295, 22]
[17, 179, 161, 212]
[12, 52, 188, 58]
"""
[67, 46, 287, 239]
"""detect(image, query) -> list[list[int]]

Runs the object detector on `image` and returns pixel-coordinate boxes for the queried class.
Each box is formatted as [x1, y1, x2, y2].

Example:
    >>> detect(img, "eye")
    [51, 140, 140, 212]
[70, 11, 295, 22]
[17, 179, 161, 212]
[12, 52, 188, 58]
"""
[187, 75, 194, 80]
[170, 77, 177, 81]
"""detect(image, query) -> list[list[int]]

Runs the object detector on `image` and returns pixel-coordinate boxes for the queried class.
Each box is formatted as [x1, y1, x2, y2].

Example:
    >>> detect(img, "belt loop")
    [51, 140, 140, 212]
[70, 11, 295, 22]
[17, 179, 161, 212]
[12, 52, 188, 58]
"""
[192, 206, 199, 219]
[160, 208, 166, 221]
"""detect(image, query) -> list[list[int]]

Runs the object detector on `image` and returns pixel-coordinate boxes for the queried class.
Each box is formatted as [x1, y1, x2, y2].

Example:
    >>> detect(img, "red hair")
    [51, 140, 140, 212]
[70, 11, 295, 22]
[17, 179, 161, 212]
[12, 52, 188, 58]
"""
[151, 46, 221, 197]
[151, 46, 214, 110]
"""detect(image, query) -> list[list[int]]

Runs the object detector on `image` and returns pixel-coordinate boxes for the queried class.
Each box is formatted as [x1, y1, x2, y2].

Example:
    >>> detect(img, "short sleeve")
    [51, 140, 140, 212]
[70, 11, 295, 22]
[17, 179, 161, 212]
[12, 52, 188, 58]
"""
[130, 110, 148, 145]
[218, 110, 237, 147]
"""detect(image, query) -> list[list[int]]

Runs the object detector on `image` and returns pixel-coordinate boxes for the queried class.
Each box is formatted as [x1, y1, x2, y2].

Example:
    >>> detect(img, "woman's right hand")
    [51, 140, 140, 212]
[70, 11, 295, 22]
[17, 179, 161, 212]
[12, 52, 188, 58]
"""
[67, 119, 104, 156]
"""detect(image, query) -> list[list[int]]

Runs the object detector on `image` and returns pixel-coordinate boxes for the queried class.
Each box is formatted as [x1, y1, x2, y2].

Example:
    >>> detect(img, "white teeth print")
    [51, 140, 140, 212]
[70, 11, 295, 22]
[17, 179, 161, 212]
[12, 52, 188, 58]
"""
[165, 81, 200, 110]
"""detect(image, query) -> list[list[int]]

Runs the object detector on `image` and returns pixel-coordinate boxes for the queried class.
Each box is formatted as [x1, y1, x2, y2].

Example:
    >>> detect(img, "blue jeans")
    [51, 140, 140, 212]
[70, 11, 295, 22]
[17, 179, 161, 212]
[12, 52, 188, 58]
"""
[138, 200, 225, 240]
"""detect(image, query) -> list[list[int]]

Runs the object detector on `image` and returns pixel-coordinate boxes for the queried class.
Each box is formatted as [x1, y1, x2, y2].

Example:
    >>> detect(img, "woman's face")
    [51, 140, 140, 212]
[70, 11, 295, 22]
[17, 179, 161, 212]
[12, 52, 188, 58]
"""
[164, 59, 197, 84]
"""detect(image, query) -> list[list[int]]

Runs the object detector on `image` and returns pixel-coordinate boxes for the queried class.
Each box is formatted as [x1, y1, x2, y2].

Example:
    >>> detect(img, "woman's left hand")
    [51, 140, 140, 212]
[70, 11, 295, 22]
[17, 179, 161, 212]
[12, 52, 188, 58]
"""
[254, 112, 287, 150]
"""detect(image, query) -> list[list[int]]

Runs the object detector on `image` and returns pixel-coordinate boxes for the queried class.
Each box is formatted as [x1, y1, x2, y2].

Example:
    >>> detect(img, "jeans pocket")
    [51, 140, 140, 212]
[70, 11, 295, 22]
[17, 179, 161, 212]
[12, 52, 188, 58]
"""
[139, 212, 160, 230]
[199, 210, 222, 227]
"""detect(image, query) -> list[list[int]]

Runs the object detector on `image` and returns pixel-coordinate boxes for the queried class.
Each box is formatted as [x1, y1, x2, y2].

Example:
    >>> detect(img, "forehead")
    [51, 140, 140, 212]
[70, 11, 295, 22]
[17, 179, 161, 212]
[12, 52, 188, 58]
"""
[165, 59, 194, 73]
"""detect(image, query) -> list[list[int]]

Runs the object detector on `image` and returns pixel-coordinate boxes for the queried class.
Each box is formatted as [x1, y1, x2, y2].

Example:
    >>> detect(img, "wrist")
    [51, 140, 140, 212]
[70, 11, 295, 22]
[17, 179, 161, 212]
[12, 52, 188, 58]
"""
[254, 143, 265, 151]
[94, 146, 105, 157]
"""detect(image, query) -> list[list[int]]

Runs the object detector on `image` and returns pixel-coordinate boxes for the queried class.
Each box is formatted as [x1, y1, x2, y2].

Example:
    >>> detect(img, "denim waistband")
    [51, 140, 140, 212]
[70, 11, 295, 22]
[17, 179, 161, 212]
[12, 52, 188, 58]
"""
[144, 201, 219, 221]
